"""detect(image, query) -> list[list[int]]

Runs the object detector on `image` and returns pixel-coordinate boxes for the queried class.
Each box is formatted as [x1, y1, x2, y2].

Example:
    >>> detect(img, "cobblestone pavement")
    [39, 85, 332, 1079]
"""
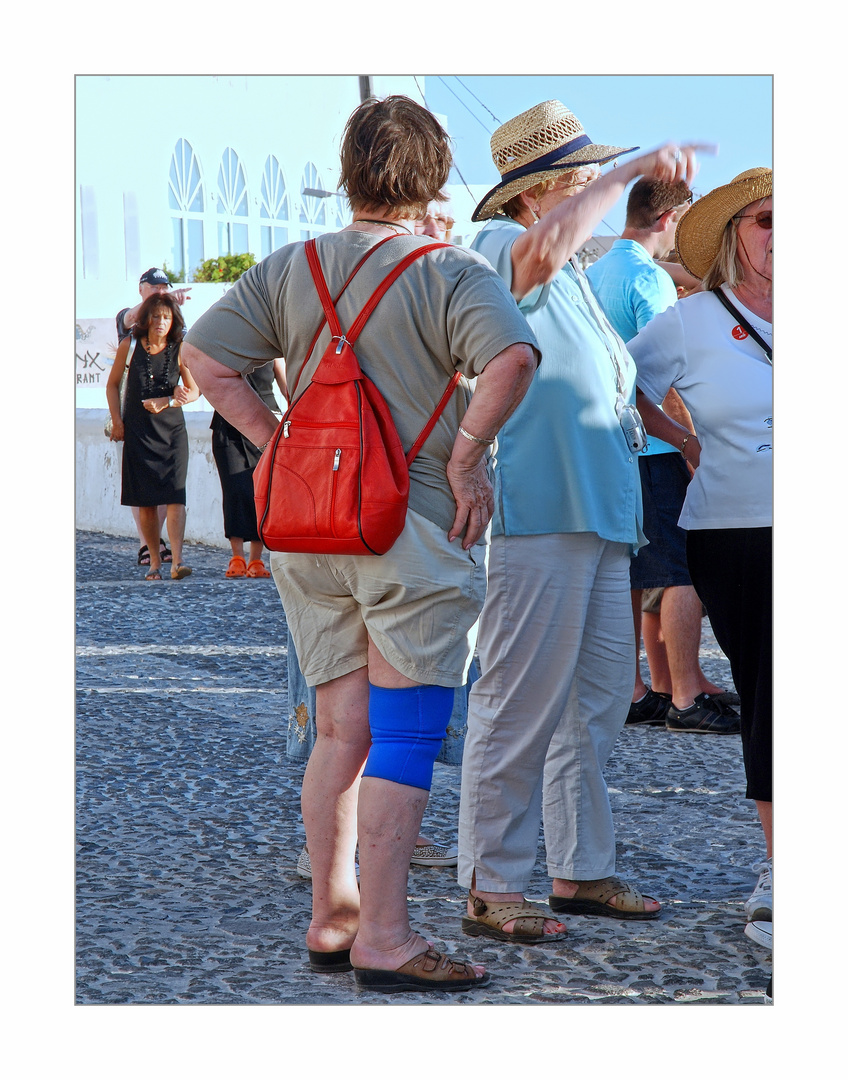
[75, 529, 772, 1006]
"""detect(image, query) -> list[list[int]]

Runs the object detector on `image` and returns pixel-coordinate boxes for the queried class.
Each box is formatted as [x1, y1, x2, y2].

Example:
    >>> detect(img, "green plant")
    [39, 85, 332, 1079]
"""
[191, 253, 257, 283]
[160, 261, 183, 285]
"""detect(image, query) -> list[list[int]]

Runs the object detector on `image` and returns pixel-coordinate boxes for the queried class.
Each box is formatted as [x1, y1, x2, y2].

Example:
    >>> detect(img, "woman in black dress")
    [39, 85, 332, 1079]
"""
[107, 293, 200, 580]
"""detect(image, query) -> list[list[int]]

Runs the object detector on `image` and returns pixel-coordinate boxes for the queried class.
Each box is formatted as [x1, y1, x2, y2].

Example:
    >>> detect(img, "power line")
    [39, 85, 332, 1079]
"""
[436, 75, 494, 134]
[453, 76, 501, 126]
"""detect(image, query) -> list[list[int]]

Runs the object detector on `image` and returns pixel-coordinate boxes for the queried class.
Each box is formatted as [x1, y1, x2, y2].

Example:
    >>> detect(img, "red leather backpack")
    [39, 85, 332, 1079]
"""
[254, 236, 460, 556]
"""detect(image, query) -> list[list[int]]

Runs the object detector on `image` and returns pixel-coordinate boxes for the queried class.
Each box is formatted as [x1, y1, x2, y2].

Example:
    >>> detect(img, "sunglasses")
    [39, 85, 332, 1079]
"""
[735, 210, 772, 230]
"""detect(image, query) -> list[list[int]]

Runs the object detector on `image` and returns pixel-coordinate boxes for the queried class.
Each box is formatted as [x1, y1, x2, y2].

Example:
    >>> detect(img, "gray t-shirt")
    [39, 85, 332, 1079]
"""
[186, 231, 539, 530]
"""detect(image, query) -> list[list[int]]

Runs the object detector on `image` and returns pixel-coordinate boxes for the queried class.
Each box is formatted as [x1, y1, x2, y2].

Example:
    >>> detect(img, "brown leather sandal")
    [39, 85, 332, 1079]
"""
[461, 893, 568, 944]
[548, 876, 660, 920]
[353, 947, 489, 993]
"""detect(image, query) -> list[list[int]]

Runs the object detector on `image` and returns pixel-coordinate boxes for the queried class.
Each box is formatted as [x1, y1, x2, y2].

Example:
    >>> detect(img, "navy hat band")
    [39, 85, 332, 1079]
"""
[499, 134, 594, 185]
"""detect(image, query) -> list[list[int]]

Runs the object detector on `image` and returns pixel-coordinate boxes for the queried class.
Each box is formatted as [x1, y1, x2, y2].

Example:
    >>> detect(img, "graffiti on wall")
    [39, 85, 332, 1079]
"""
[75, 319, 119, 388]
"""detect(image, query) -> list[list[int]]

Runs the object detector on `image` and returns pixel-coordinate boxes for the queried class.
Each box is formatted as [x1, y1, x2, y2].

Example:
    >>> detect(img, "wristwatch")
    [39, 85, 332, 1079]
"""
[168, 398, 176, 408]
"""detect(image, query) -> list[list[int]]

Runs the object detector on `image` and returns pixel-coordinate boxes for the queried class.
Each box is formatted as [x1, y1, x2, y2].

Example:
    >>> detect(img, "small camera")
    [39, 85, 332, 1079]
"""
[616, 401, 648, 453]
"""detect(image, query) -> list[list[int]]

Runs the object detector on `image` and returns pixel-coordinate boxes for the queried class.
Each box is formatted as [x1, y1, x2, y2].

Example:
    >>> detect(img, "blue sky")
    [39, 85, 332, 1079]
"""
[423, 75, 773, 234]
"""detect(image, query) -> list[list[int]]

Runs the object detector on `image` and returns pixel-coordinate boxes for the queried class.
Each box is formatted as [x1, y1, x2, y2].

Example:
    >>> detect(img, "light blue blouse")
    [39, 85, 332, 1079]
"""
[472, 218, 645, 551]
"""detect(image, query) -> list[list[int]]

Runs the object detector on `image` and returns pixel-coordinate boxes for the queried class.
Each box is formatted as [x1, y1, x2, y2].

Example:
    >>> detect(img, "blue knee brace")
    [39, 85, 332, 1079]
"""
[362, 684, 454, 791]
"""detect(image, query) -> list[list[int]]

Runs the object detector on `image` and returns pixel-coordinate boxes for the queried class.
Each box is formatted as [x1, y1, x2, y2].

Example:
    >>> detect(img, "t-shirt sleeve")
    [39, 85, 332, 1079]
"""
[116, 308, 131, 341]
[184, 261, 283, 375]
[628, 303, 686, 404]
[443, 251, 541, 377]
[629, 268, 678, 334]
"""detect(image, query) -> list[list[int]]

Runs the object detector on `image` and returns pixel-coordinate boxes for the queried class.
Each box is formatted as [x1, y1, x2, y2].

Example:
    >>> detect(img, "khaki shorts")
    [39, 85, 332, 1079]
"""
[269, 509, 488, 688]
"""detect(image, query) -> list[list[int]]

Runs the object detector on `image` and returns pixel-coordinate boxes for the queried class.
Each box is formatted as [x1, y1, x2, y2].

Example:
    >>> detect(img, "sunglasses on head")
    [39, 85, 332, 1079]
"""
[735, 210, 772, 230]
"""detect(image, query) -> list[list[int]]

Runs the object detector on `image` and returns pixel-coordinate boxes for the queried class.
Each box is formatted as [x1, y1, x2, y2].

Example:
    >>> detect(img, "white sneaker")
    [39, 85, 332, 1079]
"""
[409, 843, 458, 867]
[745, 857, 772, 921]
[296, 846, 312, 879]
[744, 919, 773, 949]
[296, 846, 360, 880]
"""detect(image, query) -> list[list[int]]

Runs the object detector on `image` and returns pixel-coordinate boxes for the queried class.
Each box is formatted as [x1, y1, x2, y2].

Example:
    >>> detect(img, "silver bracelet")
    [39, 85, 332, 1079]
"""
[459, 425, 495, 446]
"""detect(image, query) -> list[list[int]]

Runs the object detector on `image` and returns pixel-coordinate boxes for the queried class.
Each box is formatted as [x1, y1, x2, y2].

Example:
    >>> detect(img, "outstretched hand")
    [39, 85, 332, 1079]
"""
[636, 142, 717, 186]
[446, 458, 495, 549]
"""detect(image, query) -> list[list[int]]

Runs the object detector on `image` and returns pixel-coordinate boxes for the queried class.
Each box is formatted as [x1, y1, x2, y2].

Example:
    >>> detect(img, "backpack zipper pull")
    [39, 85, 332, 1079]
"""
[283, 420, 291, 438]
[333, 448, 341, 471]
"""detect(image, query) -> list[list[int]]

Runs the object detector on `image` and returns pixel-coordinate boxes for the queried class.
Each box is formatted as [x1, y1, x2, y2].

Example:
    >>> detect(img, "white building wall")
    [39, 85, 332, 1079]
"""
[76, 74, 422, 329]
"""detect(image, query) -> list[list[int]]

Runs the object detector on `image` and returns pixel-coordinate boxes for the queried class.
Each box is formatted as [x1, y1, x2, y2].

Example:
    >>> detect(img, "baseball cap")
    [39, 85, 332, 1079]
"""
[139, 267, 170, 287]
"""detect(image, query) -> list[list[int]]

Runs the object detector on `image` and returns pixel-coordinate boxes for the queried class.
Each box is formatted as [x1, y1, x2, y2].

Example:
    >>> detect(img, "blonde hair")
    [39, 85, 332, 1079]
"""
[701, 197, 769, 290]
[502, 164, 601, 220]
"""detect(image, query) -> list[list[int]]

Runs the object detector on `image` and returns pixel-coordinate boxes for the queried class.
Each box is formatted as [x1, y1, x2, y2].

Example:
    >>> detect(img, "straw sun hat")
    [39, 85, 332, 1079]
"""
[472, 100, 638, 222]
[675, 167, 772, 279]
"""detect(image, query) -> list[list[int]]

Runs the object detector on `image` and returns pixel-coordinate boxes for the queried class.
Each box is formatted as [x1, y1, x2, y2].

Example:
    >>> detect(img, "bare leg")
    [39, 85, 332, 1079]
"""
[662, 585, 718, 708]
[641, 610, 671, 694]
[302, 666, 371, 956]
[351, 642, 454, 969]
[248, 540, 264, 562]
[631, 590, 649, 700]
[756, 800, 773, 859]
[229, 537, 246, 559]
[138, 507, 163, 572]
[165, 504, 187, 566]
[304, 640, 483, 973]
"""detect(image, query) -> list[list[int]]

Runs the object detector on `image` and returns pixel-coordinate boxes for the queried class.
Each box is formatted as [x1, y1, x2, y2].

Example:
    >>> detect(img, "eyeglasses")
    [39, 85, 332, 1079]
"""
[734, 210, 772, 230]
[422, 214, 454, 230]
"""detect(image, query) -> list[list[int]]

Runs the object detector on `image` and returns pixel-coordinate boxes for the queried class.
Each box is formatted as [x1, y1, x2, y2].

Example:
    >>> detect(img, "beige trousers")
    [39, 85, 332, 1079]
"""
[458, 532, 634, 891]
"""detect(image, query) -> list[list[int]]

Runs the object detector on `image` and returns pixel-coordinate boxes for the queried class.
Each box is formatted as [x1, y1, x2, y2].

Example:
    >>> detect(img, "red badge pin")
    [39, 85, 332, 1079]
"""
[732, 325, 748, 340]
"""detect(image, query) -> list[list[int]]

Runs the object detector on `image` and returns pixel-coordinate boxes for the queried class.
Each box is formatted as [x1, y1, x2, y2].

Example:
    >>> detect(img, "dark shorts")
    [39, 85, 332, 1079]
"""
[630, 452, 692, 590]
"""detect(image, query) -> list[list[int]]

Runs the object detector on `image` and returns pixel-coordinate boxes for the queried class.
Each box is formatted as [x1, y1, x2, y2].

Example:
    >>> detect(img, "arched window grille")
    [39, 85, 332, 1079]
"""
[260, 156, 292, 258]
[217, 147, 250, 255]
[299, 162, 331, 240]
[168, 139, 205, 281]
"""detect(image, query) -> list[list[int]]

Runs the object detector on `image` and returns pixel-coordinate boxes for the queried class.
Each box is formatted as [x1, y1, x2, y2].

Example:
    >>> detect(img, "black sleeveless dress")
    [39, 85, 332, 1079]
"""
[120, 337, 189, 507]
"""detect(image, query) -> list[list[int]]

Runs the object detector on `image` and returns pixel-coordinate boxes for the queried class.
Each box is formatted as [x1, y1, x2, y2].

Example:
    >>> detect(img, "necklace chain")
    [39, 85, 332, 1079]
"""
[353, 218, 412, 235]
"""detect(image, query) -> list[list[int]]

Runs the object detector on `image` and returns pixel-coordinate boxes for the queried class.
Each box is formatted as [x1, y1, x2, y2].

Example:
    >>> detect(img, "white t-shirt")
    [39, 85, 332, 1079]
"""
[628, 285, 772, 530]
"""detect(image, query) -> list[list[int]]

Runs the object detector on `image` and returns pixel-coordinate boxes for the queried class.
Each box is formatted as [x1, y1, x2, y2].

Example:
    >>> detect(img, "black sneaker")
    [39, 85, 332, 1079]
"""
[666, 693, 741, 734]
[625, 688, 671, 727]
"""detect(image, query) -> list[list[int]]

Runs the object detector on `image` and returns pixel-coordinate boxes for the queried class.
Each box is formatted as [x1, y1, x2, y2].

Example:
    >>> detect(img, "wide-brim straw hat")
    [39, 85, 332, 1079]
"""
[675, 167, 772, 279]
[472, 100, 638, 222]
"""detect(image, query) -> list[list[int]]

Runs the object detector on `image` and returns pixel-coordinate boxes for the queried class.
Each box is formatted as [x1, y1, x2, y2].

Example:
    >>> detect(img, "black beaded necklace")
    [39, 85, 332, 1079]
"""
[140, 337, 174, 397]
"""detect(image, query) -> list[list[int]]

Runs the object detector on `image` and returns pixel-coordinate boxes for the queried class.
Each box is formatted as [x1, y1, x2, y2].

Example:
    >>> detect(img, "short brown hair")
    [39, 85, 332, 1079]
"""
[339, 95, 452, 219]
[134, 292, 185, 344]
[625, 178, 692, 230]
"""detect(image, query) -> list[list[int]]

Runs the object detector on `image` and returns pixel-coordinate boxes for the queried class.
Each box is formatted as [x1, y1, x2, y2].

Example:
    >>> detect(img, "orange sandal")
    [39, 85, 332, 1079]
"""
[226, 556, 247, 578]
[246, 559, 271, 578]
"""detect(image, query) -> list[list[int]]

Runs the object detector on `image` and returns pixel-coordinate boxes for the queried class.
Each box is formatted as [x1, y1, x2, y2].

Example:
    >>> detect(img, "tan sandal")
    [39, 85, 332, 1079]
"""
[353, 947, 489, 993]
[170, 564, 192, 580]
[548, 876, 660, 920]
[461, 893, 568, 944]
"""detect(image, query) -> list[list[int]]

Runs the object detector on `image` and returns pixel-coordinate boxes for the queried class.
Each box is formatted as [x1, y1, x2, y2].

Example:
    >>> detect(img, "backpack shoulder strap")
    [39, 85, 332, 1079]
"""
[303, 237, 459, 464]
[291, 235, 400, 401]
[345, 242, 449, 345]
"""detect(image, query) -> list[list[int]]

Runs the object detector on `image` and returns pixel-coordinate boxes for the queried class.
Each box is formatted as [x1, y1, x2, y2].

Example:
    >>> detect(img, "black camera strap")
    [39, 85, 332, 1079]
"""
[711, 287, 772, 364]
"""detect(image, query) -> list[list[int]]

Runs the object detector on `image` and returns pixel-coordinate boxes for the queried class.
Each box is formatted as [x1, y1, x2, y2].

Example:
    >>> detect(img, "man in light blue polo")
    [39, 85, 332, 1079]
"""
[587, 178, 740, 734]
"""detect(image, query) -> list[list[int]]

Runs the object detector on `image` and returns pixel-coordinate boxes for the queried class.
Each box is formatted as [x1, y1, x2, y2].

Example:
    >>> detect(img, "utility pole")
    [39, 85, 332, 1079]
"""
[359, 76, 374, 102]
